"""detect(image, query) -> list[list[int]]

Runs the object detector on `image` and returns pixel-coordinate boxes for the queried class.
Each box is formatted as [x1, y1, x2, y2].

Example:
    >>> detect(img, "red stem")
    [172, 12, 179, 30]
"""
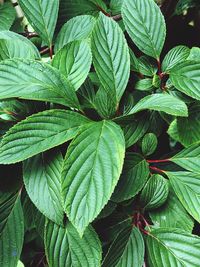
[49, 46, 53, 59]
[96, 5, 111, 17]
[149, 166, 165, 174]
[147, 158, 170, 163]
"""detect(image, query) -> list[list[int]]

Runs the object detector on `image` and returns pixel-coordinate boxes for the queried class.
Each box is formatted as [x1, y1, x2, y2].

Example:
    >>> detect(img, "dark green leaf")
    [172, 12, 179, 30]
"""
[0, 110, 89, 164]
[0, 3, 15, 31]
[122, 0, 166, 58]
[44, 220, 102, 267]
[142, 133, 158, 156]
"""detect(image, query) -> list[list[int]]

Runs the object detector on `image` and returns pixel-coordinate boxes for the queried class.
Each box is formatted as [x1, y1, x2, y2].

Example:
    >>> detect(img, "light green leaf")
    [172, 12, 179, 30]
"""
[121, 118, 149, 148]
[102, 226, 144, 267]
[188, 47, 200, 61]
[44, 219, 102, 267]
[112, 153, 149, 202]
[0, 31, 40, 58]
[166, 171, 200, 223]
[52, 40, 92, 91]
[55, 15, 96, 52]
[146, 227, 200, 267]
[0, 193, 24, 267]
[62, 120, 125, 235]
[139, 174, 169, 210]
[176, 103, 200, 147]
[18, 0, 59, 46]
[167, 119, 180, 143]
[0, 59, 79, 108]
[23, 149, 64, 225]
[162, 45, 190, 72]
[170, 61, 200, 100]
[128, 94, 188, 117]
[91, 13, 130, 103]
[122, 0, 166, 58]
[149, 185, 194, 232]
[0, 3, 15, 31]
[171, 144, 200, 173]
[0, 110, 89, 164]
[0, 39, 37, 61]
[142, 133, 158, 156]
[17, 261, 24, 267]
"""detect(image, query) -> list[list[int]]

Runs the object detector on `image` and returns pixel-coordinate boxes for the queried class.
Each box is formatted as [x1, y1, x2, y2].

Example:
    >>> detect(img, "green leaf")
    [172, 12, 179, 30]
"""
[0, 59, 79, 108]
[0, 109, 89, 164]
[62, 120, 125, 235]
[170, 61, 200, 100]
[128, 94, 188, 117]
[146, 227, 200, 267]
[176, 103, 200, 147]
[0, 3, 15, 31]
[162, 45, 190, 72]
[139, 174, 169, 210]
[135, 78, 154, 91]
[55, 15, 96, 52]
[18, 0, 59, 46]
[77, 78, 96, 109]
[171, 144, 200, 173]
[52, 40, 92, 91]
[175, 0, 200, 14]
[0, 31, 40, 59]
[112, 153, 149, 202]
[58, 0, 106, 23]
[17, 261, 25, 267]
[188, 47, 200, 61]
[94, 86, 117, 119]
[142, 133, 158, 156]
[110, 0, 124, 14]
[166, 171, 200, 223]
[0, 39, 37, 61]
[121, 118, 149, 148]
[122, 0, 166, 59]
[0, 193, 24, 267]
[44, 219, 102, 267]
[167, 119, 180, 143]
[102, 226, 144, 267]
[149, 185, 194, 232]
[91, 13, 130, 103]
[23, 149, 64, 225]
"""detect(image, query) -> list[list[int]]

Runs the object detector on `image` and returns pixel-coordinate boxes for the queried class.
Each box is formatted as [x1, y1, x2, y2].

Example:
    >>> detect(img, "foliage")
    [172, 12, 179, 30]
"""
[0, 0, 200, 266]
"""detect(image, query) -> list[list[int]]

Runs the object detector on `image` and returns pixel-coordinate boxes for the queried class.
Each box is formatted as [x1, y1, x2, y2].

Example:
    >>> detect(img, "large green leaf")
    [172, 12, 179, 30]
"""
[166, 171, 200, 223]
[0, 193, 24, 267]
[170, 61, 200, 100]
[0, 59, 79, 108]
[102, 226, 144, 267]
[44, 220, 102, 267]
[0, 110, 89, 164]
[112, 153, 149, 202]
[146, 227, 200, 267]
[162, 45, 190, 73]
[23, 149, 64, 225]
[91, 13, 130, 103]
[122, 0, 166, 59]
[52, 40, 92, 91]
[0, 31, 40, 58]
[0, 3, 15, 31]
[127, 94, 188, 117]
[0, 39, 37, 61]
[149, 185, 194, 232]
[139, 175, 169, 210]
[62, 120, 125, 235]
[18, 0, 59, 46]
[142, 133, 158, 156]
[176, 103, 200, 147]
[55, 15, 96, 52]
[171, 144, 200, 173]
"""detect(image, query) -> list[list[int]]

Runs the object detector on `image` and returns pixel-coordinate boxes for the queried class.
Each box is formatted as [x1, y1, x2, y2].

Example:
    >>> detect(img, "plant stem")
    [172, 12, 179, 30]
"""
[112, 14, 122, 21]
[147, 158, 170, 163]
[149, 166, 165, 174]
[96, 5, 111, 17]
[49, 46, 53, 59]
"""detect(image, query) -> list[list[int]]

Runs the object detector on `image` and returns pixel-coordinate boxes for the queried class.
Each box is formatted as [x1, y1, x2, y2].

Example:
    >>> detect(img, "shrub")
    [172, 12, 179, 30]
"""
[0, 0, 200, 266]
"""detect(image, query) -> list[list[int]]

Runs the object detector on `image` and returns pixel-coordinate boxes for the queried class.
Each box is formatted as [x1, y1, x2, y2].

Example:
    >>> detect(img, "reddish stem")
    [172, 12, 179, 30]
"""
[149, 166, 165, 174]
[40, 47, 49, 55]
[111, 14, 122, 21]
[49, 46, 53, 59]
[147, 158, 170, 163]
[96, 5, 111, 17]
